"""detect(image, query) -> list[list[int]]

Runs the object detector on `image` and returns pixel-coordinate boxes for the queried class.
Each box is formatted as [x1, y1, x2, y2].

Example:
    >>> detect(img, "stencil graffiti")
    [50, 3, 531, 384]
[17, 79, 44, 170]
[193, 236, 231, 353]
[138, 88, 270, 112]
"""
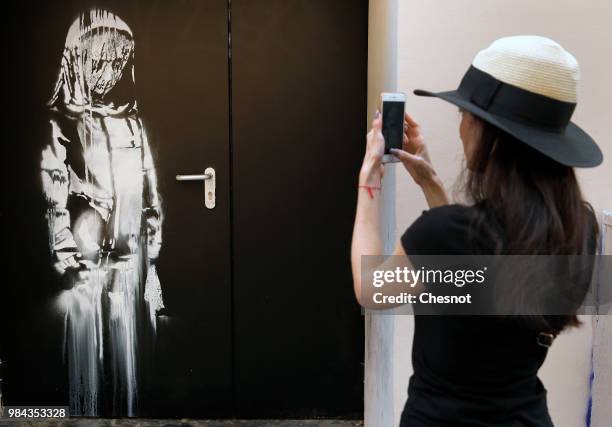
[41, 9, 163, 416]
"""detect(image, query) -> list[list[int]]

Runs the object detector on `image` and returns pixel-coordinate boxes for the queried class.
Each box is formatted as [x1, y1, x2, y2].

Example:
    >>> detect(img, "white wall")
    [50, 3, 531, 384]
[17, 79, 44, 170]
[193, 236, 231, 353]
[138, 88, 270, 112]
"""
[366, 1, 612, 426]
[365, 1, 398, 426]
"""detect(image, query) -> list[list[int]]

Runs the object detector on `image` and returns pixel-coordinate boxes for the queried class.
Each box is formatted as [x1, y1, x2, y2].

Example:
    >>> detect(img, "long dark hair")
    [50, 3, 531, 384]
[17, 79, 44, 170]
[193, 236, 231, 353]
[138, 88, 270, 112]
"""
[463, 118, 598, 333]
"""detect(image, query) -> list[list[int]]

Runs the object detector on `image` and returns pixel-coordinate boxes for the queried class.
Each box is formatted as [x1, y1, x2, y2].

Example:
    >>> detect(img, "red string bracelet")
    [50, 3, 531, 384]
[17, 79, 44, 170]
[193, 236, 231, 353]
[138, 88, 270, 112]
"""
[359, 185, 381, 199]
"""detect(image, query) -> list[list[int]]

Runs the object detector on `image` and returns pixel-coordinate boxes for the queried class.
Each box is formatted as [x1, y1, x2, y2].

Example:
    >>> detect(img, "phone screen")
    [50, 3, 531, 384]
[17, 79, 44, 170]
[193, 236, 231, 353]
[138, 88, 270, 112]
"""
[382, 101, 405, 154]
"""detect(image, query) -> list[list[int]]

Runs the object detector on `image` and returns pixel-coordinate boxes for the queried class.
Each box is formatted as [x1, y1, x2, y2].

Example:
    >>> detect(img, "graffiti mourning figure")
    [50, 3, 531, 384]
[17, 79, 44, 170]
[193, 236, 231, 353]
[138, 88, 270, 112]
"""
[41, 9, 163, 416]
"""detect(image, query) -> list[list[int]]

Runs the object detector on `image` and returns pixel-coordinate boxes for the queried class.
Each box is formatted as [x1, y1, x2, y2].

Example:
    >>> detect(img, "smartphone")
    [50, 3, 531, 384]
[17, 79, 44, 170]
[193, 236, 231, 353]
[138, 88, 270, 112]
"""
[380, 92, 405, 163]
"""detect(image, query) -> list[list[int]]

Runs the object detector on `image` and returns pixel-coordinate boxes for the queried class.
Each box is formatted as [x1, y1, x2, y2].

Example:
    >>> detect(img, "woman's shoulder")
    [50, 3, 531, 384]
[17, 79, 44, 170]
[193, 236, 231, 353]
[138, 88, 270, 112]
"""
[411, 203, 476, 234]
[401, 204, 477, 255]
[420, 203, 475, 221]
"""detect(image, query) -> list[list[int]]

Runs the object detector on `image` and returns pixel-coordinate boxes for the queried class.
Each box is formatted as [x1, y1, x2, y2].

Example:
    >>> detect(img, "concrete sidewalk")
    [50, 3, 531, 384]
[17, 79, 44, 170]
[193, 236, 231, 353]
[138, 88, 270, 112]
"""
[0, 419, 364, 427]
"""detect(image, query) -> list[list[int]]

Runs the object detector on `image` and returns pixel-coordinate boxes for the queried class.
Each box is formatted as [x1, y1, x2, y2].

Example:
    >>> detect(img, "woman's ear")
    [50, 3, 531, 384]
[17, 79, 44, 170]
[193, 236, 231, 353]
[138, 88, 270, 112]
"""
[468, 112, 485, 138]
[459, 112, 486, 170]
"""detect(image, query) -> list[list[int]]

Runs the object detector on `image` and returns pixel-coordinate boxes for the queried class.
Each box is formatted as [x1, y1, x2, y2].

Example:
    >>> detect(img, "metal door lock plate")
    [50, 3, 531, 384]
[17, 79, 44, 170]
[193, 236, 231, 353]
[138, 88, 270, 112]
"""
[175, 167, 216, 209]
[204, 167, 215, 209]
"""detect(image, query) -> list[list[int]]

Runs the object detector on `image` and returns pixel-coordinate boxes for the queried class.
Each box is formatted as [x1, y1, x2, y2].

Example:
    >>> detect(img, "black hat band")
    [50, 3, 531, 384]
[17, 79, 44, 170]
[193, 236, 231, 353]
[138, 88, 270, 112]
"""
[458, 66, 576, 133]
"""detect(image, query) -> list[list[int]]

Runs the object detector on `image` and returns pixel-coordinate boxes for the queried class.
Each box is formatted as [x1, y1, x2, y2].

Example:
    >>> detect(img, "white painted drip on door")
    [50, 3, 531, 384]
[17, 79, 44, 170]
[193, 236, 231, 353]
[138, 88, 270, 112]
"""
[57, 274, 104, 416]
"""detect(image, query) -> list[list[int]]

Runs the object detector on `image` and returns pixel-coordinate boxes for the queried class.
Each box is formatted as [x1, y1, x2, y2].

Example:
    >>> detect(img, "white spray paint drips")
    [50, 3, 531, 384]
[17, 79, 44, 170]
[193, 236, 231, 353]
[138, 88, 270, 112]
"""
[107, 262, 140, 417]
[57, 271, 104, 416]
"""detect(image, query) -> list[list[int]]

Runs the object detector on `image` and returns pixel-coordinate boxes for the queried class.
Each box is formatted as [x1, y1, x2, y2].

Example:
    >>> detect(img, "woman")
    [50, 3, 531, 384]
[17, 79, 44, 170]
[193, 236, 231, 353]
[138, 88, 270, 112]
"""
[351, 36, 602, 426]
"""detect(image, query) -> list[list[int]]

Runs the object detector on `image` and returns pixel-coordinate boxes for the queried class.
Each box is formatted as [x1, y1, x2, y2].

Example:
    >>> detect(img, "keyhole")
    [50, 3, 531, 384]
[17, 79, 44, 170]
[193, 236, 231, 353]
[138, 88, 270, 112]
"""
[208, 191, 213, 200]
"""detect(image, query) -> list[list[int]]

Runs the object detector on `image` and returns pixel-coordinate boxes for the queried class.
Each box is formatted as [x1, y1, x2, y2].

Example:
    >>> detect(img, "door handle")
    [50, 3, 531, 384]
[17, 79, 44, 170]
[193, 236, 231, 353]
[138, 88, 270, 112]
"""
[176, 167, 216, 209]
[175, 173, 212, 181]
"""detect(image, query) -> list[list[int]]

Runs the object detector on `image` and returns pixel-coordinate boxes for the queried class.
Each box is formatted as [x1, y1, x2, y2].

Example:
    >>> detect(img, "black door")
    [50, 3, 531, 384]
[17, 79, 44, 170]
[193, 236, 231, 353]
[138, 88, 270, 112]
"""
[131, 0, 233, 417]
[2, 0, 366, 418]
[231, 0, 367, 417]
[3, 0, 233, 417]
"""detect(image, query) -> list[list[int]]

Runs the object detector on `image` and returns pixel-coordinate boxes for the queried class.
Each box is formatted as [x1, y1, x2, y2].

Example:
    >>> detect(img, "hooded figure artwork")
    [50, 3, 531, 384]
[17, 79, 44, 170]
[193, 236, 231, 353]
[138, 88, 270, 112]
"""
[40, 9, 164, 416]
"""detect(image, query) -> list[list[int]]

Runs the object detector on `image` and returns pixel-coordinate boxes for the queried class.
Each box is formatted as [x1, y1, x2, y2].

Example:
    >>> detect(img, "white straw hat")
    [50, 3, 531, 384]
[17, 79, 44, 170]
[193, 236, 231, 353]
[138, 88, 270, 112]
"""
[415, 35, 602, 167]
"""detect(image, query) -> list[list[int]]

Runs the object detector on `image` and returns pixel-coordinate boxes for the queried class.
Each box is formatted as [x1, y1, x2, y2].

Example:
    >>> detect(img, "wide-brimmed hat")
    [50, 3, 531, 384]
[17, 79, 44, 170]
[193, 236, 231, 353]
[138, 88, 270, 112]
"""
[414, 35, 602, 167]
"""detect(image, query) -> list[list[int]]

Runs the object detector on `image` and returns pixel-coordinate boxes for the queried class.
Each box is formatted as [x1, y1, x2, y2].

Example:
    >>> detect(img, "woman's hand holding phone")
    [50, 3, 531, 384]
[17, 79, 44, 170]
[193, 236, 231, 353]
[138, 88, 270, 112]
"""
[390, 112, 433, 185]
[391, 113, 450, 208]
